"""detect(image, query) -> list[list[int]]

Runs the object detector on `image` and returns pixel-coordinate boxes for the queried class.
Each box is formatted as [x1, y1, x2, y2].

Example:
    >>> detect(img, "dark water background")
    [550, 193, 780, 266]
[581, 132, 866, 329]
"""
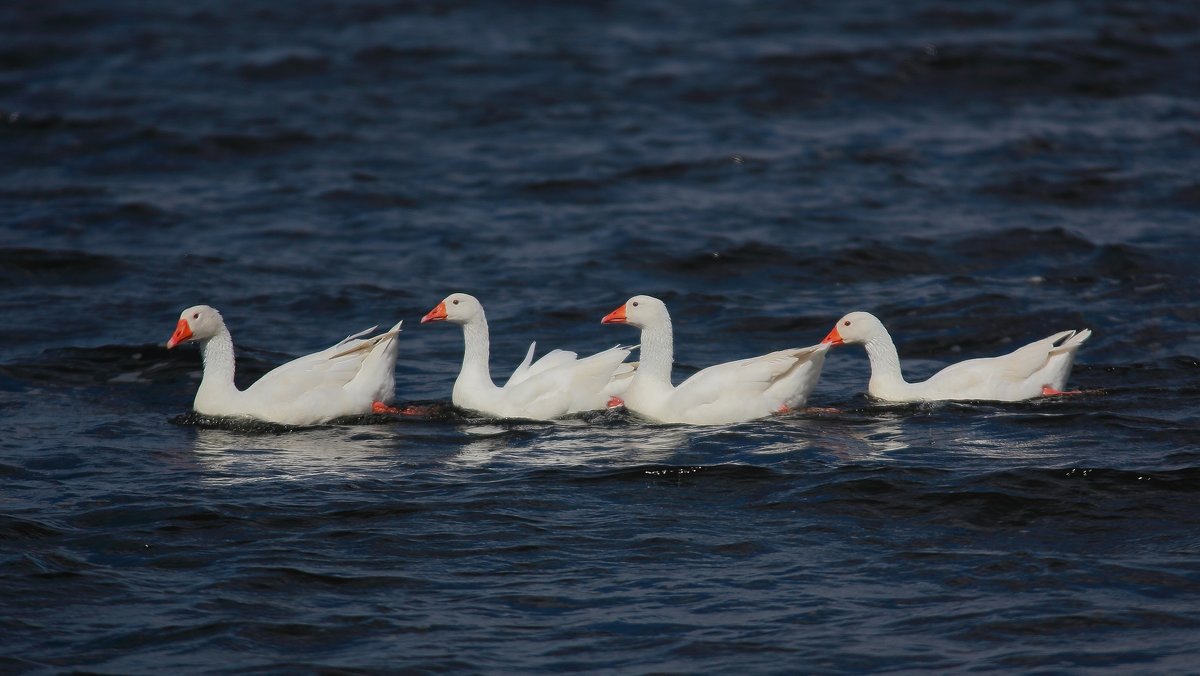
[3, 0, 1200, 672]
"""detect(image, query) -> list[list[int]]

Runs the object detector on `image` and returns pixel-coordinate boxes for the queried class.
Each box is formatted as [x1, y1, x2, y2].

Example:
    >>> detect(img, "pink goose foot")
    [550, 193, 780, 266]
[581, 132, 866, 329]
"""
[607, 396, 624, 408]
[1041, 386, 1083, 397]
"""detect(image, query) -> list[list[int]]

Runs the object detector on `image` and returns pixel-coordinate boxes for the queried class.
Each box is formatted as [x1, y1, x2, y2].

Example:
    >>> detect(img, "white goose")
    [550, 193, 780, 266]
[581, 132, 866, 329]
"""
[601, 295, 828, 425]
[166, 305, 403, 425]
[421, 293, 634, 420]
[821, 311, 1091, 402]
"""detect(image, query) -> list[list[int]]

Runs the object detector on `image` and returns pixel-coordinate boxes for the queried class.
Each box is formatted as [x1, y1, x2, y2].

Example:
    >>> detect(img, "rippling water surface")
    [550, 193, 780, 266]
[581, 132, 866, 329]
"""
[3, 0, 1199, 672]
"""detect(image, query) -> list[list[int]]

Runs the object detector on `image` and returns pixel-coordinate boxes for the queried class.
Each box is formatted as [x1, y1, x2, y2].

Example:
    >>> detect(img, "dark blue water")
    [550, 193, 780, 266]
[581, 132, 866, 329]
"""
[3, 0, 1200, 671]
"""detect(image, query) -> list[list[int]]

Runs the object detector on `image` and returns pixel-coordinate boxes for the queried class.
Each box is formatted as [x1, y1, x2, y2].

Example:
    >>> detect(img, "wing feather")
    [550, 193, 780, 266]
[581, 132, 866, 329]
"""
[670, 346, 819, 412]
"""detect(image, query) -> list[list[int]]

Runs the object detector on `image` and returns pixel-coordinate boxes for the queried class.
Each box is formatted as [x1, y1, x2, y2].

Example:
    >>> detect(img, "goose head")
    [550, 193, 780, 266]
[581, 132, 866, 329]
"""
[167, 305, 224, 348]
[602, 295, 669, 329]
[822, 311, 886, 346]
[422, 293, 484, 325]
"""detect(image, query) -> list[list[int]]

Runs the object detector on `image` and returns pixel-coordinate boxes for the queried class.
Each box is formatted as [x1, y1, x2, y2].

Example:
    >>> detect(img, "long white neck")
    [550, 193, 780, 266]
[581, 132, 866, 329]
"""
[196, 326, 241, 403]
[457, 312, 495, 389]
[636, 315, 675, 386]
[862, 329, 909, 397]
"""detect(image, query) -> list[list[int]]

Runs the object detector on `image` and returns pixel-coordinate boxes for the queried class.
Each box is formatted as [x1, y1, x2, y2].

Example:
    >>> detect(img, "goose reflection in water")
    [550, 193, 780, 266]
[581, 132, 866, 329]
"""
[795, 410, 913, 462]
[189, 425, 403, 483]
[452, 417, 689, 468]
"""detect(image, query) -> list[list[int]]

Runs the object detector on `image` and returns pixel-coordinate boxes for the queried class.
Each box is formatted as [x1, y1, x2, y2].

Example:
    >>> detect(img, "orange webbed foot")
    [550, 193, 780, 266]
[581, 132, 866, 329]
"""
[374, 402, 429, 415]
[372, 401, 403, 414]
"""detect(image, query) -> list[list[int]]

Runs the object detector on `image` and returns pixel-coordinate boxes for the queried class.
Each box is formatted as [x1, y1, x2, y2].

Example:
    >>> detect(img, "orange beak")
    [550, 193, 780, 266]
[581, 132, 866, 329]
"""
[821, 326, 844, 346]
[601, 304, 627, 324]
[421, 301, 448, 324]
[167, 318, 193, 348]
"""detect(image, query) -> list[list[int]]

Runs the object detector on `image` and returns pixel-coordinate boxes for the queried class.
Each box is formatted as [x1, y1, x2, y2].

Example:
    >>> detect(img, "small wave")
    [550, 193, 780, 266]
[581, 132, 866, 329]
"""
[798, 466, 1200, 528]
[2, 344, 195, 388]
[0, 514, 65, 539]
[237, 51, 331, 80]
[0, 248, 127, 288]
[0, 184, 108, 200]
[570, 462, 783, 485]
[982, 168, 1131, 205]
[317, 189, 418, 209]
[200, 130, 317, 154]
[353, 45, 457, 65]
[951, 226, 1095, 260]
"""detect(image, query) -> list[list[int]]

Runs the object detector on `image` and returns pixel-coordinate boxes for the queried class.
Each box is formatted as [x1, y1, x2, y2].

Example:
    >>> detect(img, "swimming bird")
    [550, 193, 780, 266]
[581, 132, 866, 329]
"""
[821, 311, 1091, 402]
[601, 295, 828, 424]
[166, 305, 403, 425]
[421, 293, 634, 419]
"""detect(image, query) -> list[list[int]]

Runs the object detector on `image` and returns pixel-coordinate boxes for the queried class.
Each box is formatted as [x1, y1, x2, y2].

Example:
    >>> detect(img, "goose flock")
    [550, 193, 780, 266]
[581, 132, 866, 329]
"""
[165, 295, 1091, 426]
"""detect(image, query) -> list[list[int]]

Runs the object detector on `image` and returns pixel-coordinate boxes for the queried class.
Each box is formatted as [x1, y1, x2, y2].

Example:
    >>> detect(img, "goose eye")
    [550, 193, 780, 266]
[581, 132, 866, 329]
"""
[843, 320, 851, 326]
[193, 313, 200, 319]
[452, 299, 459, 305]
[632, 301, 639, 307]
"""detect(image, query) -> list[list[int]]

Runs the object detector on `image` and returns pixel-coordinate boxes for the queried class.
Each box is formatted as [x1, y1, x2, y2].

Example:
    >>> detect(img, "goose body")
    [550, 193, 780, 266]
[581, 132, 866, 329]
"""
[822, 311, 1091, 402]
[166, 305, 402, 425]
[421, 293, 633, 420]
[601, 295, 828, 425]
